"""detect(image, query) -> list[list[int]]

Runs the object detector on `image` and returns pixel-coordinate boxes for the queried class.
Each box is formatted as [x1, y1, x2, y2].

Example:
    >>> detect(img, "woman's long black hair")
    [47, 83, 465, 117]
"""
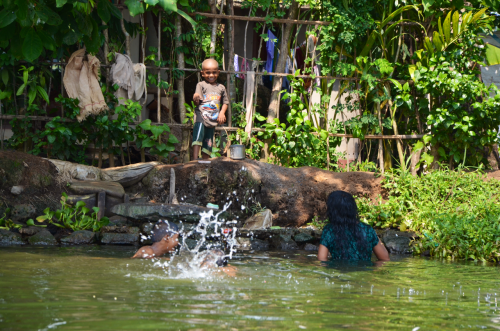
[326, 191, 368, 259]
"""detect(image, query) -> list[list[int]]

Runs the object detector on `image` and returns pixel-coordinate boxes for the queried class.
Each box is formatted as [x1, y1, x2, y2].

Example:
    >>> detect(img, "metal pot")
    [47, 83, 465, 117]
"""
[229, 144, 246, 160]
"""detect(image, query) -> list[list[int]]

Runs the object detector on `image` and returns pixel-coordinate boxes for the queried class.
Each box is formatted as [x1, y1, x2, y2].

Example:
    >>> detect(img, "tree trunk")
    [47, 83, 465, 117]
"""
[120, 17, 131, 57]
[226, 0, 236, 127]
[385, 82, 405, 168]
[376, 101, 384, 174]
[175, 15, 190, 163]
[208, 0, 218, 57]
[267, 1, 299, 122]
[264, 1, 299, 161]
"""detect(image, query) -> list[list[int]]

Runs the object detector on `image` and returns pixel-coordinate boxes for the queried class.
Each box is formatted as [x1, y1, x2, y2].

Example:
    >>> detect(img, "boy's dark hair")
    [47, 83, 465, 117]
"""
[152, 220, 179, 242]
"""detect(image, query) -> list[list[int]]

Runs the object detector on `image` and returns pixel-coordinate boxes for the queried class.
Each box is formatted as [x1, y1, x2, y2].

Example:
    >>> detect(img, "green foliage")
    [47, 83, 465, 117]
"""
[258, 73, 340, 168]
[310, 215, 329, 230]
[135, 119, 179, 158]
[357, 167, 500, 262]
[0, 209, 22, 230]
[35, 193, 109, 232]
[412, 50, 500, 166]
[34, 96, 86, 161]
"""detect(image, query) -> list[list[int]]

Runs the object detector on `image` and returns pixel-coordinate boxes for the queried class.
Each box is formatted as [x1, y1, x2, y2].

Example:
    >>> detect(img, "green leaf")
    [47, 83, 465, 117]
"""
[413, 140, 425, 152]
[97, 0, 111, 23]
[485, 44, 500, 66]
[63, 30, 79, 45]
[177, 8, 197, 29]
[28, 88, 36, 105]
[451, 11, 460, 39]
[36, 5, 62, 26]
[0, 91, 11, 100]
[178, 0, 189, 6]
[76, 201, 86, 209]
[423, 135, 432, 144]
[0, 9, 16, 29]
[56, 0, 68, 7]
[423, 0, 434, 12]
[37, 86, 49, 104]
[168, 134, 179, 144]
[15, 0, 28, 21]
[37, 30, 55, 51]
[36, 215, 49, 222]
[142, 138, 155, 148]
[432, 31, 442, 51]
[107, 1, 123, 19]
[443, 11, 451, 44]
[139, 119, 152, 130]
[158, 0, 177, 12]
[144, 0, 159, 5]
[150, 125, 164, 137]
[47, 135, 56, 143]
[125, 0, 145, 16]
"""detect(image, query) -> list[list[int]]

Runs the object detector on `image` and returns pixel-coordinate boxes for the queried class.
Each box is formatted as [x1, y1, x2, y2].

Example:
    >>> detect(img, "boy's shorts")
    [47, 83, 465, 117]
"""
[192, 122, 215, 155]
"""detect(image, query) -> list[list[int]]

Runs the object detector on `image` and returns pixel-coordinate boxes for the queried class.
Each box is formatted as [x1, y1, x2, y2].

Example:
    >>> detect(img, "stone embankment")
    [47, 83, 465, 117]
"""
[0, 151, 412, 253]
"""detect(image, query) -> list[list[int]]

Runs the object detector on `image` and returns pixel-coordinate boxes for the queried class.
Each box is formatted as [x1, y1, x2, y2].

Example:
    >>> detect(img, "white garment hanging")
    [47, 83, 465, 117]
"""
[244, 71, 256, 134]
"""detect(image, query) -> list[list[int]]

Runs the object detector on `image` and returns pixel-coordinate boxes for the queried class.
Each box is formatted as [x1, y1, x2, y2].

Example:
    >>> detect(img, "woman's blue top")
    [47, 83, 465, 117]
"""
[320, 222, 379, 261]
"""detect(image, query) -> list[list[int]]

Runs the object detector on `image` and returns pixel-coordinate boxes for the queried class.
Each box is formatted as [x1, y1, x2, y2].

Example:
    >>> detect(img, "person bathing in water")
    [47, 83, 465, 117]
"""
[132, 220, 236, 276]
[318, 191, 390, 262]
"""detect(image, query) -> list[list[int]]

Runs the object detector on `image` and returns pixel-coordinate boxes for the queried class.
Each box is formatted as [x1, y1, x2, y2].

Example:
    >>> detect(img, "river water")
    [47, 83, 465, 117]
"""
[0, 246, 499, 330]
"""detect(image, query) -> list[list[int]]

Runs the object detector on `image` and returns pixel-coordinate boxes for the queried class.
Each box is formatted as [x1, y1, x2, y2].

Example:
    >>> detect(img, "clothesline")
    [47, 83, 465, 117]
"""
[27, 61, 410, 81]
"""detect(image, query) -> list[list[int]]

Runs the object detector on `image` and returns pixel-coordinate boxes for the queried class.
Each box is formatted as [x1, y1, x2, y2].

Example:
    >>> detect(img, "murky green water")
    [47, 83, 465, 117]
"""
[0, 246, 499, 330]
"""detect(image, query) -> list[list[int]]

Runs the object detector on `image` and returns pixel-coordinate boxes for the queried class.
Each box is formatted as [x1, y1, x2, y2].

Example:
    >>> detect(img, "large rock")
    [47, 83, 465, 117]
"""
[100, 233, 139, 245]
[140, 158, 382, 227]
[11, 204, 36, 222]
[61, 230, 97, 245]
[110, 202, 226, 222]
[242, 209, 272, 230]
[304, 243, 318, 251]
[250, 238, 270, 251]
[28, 230, 58, 245]
[101, 162, 160, 187]
[68, 181, 125, 198]
[235, 237, 251, 250]
[270, 234, 299, 250]
[382, 230, 413, 254]
[0, 229, 25, 245]
[294, 231, 314, 244]
[19, 226, 45, 236]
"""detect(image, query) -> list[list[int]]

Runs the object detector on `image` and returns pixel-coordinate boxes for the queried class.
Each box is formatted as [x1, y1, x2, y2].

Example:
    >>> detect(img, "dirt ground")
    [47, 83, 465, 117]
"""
[0, 151, 64, 216]
[140, 158, 383, 227]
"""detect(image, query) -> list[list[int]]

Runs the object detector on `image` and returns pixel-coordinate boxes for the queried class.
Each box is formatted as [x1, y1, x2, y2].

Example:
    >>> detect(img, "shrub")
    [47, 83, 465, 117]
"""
[357, 166, 500, 262]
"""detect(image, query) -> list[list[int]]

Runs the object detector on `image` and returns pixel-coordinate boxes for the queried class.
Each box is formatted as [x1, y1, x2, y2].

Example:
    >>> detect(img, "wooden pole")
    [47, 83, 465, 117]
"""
[175, 14, 190, 163]
[377, 101, 384, 174]
[226, 0, 235, 127]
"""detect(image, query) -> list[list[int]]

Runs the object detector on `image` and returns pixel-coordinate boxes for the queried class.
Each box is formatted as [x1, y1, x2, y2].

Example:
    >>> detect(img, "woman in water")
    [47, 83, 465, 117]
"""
[317, 191, 390, 262]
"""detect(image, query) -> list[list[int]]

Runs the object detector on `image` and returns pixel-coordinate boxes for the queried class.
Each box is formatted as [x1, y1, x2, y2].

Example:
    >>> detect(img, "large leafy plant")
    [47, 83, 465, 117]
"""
[35, 192, 109, 232]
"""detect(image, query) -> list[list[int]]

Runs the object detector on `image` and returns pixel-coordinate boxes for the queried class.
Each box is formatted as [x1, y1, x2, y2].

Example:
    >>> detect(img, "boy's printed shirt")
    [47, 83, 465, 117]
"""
[194, 81, 229, 128]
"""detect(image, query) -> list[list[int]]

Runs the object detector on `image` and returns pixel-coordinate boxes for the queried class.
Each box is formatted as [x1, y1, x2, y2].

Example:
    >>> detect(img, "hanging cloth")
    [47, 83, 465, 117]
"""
[63, 48, 108, 122]
[110, 53, 135, 104]
[295, 47, 305, 72]
[234, 54, 239, 78]
[132, 63, 147, 105]
[265, 30, 276, 73]
[244, 71, 255, 134]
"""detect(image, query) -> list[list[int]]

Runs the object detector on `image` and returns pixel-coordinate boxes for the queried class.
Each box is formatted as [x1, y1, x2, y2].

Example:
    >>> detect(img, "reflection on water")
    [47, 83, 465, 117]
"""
[0, 246, 499, 330]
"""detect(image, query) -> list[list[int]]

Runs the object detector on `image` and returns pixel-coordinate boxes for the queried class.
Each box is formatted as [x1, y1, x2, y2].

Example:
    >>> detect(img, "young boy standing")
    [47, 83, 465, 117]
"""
[192, 59, 229, 160]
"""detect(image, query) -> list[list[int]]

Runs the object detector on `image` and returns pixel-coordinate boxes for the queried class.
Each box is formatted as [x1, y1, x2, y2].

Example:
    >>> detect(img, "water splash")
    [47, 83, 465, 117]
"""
[148, 201, 237, 279]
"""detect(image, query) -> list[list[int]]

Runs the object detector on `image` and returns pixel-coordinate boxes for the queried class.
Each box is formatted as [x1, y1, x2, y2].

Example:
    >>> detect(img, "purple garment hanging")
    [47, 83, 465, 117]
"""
[234, 54, 239, 77]
[265, 30, 276, 73]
